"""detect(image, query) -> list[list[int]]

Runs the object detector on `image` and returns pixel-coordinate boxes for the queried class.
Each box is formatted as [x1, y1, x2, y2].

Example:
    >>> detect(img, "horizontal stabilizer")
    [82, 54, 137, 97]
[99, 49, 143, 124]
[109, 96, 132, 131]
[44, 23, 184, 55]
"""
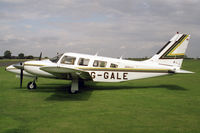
[175, 69, 194, 74]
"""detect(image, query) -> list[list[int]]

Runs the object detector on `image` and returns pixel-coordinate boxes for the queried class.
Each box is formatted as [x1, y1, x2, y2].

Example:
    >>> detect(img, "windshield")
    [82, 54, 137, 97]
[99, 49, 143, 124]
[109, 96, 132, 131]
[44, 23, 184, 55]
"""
[60, 56, 76, 65]
[50, 54, 63, 63]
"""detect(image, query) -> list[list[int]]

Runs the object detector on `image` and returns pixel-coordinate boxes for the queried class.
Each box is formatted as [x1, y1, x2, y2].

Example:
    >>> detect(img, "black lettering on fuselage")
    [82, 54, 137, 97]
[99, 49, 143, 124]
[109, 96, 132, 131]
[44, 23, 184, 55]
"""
[91, 72, 96, 79]
[104, 72, 109, 79]
[123, 73, 128, 80]
[91, 72, 128, 80]
[117, 73, 121, 80]
[110, 72, 115, 79]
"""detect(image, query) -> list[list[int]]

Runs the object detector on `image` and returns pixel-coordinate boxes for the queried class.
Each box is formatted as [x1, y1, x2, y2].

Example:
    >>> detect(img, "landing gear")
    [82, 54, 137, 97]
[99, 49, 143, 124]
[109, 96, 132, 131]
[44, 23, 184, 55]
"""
[78, 79, 84, 88]
[27, 82, 37, 90]
[68, 79, 81, 94]
[27, 77, 37, 90]
[25, 76, 83, 94]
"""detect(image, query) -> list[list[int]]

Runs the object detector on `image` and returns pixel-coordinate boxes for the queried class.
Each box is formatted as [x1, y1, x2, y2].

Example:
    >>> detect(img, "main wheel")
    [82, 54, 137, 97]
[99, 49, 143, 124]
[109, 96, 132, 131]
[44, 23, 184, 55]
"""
[27, 82, 37, 90]
[78, 79, 84, 88]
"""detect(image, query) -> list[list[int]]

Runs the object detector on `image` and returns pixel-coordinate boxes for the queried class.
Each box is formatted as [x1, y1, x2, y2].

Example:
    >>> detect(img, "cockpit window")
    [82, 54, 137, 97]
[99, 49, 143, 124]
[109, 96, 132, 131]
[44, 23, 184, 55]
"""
[78, 58, 90, 66]
[61, 56, 76, 65]
[50, 54, 63, 63]
[93, 60, 107, 67]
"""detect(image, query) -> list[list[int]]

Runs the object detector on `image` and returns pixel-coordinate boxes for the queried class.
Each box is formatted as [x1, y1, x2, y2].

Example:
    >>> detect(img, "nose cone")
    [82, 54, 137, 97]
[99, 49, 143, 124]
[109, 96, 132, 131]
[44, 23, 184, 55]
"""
[5, 65, 16, 72]
[13, 62, 24, 69]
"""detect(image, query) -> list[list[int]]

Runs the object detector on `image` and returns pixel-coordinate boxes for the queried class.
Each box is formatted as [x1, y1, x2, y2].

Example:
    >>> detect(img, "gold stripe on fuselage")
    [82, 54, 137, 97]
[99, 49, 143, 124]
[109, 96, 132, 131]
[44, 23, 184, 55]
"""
[24, 63, 45, 67]
[78, 67, 171, 73]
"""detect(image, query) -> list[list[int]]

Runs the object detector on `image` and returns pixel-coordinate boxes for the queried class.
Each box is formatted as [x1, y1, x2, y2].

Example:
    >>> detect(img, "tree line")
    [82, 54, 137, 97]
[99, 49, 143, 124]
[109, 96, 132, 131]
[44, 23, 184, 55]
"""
[0, 50, 34, 59]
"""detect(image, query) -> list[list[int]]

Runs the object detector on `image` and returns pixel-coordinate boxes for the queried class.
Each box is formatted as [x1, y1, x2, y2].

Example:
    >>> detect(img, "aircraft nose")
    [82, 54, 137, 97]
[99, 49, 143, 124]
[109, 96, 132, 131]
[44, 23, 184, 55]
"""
[5, 65, 15, 72]
[13, 62, 24, 69]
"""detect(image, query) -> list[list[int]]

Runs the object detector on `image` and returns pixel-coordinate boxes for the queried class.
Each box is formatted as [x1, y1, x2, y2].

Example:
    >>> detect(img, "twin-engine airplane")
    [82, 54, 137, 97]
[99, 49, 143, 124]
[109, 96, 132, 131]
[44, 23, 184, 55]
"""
[6, 33, 193, 94]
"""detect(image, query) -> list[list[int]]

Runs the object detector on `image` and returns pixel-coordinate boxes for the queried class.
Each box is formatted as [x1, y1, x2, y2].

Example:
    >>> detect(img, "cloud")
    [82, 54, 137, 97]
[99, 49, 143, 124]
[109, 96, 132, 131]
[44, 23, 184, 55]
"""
[0, 0, 199, 58]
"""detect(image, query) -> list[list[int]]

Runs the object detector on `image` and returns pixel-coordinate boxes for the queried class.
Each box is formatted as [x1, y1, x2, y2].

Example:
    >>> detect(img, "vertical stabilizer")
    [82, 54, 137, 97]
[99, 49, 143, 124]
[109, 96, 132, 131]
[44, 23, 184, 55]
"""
[147, 33, 190, 68]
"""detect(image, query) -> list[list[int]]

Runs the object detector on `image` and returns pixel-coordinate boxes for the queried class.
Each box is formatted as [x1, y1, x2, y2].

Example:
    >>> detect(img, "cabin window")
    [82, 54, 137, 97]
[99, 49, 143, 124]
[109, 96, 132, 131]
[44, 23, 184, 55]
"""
[110, 63, 118, 68]
[78, 58, 90, 66]
[60, 56, 76, 65]
[93, 60, 107, 67]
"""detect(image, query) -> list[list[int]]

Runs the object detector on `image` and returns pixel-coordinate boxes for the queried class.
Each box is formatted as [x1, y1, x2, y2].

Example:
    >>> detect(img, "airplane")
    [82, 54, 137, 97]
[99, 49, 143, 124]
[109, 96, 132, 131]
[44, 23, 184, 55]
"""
[6, 32, 193, 94]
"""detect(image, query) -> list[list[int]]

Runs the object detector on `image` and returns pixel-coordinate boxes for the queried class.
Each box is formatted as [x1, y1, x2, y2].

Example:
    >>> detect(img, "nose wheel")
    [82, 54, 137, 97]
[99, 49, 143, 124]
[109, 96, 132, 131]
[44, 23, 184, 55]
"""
[27, 82, 37, 90]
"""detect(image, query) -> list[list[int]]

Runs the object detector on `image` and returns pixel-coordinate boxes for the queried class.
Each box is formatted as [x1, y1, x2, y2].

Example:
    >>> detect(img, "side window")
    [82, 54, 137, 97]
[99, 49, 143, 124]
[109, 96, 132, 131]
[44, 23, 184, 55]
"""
[93, 60, 107, 67]
[100, 61, 107, 67]
[78, 58, 90, 66]
[110, 63, 118, 68]
[61, 56, 76, 65]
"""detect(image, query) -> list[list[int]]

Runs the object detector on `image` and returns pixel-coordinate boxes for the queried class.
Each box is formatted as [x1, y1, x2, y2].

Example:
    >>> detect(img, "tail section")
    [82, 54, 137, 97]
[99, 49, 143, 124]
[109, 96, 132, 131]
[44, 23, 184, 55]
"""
[148, 33, 190, 68]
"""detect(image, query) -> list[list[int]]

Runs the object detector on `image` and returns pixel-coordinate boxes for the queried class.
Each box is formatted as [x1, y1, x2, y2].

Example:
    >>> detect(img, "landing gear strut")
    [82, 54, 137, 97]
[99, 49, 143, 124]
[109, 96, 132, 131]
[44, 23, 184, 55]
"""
[68, 79, 84, 94]
[27, 77, 37, 90]
[68, 79, 79, 94]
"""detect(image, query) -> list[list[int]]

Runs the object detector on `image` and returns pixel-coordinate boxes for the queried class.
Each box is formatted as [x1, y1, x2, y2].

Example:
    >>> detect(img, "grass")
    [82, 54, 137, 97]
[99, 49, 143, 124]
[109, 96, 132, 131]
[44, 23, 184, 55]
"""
[0, 59, 200, 133]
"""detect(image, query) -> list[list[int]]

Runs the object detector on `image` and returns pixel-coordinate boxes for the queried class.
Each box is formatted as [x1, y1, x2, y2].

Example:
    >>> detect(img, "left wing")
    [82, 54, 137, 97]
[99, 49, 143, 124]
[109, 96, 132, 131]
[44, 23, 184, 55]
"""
[40, 66, 92, 80]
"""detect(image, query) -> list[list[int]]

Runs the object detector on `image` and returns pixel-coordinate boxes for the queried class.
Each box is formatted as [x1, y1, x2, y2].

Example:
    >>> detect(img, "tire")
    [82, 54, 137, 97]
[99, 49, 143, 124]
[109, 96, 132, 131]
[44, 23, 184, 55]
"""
[78, 79, 84, 88]
[27, 82, 37, 90]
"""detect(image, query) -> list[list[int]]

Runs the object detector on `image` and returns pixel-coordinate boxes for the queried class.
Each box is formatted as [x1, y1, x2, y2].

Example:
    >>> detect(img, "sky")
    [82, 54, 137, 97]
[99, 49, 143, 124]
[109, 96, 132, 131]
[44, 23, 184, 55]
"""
[0, 0, 200, 58]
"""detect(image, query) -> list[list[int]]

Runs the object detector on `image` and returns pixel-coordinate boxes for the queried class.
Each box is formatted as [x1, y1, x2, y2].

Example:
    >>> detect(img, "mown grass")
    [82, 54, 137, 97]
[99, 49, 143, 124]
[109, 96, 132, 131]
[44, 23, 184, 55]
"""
[0, 59, 200, 133]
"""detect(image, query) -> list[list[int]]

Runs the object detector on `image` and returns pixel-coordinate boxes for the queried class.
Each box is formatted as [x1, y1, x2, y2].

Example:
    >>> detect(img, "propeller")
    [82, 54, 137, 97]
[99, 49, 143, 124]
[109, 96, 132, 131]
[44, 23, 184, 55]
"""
[20, 63, 23, 88]
[13, 53, 42, 88]
[13, 62, 24, 88]
[39, 52, 42, 60]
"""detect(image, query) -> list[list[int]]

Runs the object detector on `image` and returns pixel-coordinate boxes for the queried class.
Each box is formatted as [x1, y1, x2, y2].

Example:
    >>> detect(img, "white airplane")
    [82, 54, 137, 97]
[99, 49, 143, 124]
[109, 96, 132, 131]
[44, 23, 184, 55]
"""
[6, 33, 193, 94]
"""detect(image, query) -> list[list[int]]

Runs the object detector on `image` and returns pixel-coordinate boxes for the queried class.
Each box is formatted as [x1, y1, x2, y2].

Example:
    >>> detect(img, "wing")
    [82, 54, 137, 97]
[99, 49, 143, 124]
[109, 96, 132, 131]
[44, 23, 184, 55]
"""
[40, 66, 92, 80]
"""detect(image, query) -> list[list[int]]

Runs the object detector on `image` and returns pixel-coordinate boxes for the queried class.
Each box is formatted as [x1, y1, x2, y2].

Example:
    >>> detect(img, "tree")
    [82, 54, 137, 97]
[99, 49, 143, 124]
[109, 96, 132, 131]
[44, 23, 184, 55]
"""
[18, 53, 25, 59]
[26, 55, 34, 59]
[4, 50, 12, 59]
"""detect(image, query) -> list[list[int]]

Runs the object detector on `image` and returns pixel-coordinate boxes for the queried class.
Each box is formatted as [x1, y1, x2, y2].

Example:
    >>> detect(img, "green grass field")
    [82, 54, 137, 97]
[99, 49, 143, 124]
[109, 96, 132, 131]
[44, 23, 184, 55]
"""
[0, 59, 200, 133]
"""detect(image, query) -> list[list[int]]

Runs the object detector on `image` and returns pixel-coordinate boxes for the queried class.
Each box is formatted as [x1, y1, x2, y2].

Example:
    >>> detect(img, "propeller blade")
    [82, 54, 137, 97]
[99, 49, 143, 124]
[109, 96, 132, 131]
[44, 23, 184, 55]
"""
[39, 52, 42, 60]
[13, 62, 24, 88]
[19, 62, 24, 88]
[20, 68, 23, 88]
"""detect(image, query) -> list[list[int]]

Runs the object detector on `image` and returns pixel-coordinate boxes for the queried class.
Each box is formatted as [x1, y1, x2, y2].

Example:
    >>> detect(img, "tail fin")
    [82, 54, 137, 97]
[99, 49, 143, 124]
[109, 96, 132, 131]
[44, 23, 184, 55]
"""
[148, 33, 190, 68]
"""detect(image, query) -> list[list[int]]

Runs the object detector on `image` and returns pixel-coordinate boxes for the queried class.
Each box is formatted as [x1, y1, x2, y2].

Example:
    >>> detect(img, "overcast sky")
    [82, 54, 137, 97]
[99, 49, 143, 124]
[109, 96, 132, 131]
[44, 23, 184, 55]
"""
[0, 0, 199, 58]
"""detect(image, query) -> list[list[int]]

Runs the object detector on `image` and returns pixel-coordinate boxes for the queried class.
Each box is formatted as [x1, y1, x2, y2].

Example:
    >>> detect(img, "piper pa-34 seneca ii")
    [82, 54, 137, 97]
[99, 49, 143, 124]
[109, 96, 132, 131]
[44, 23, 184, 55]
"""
[6, 33, 193, 94]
